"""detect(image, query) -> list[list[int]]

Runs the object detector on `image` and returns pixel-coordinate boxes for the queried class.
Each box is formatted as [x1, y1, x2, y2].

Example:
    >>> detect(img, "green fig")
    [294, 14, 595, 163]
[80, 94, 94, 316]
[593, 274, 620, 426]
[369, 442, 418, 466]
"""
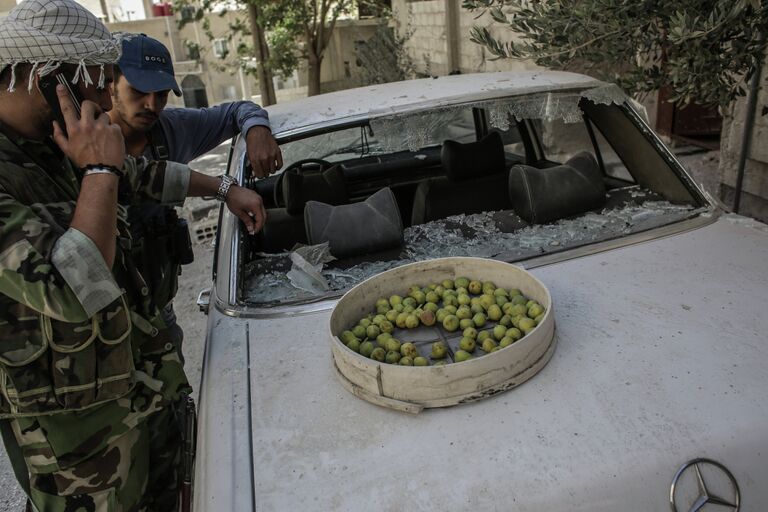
[488, 304, 503, 322]
[352, 325, 366, 339]
[401, 342, 419, 358]
[528, 303, 545, 318]
[472, 312, 487, 328]
[456, 306, 472, 320]
[454, 350, 473, 362]
[419, 309, 437, 327]
[405, 314, 420, 329]
[360, 341, 375, 358]
[366, 325, 381, 339]
[385, 350, 401, 364]
[370, 347, 386, 362]
[430, 341, 448, 359]
[442, 314, 460, 332]
[499, 336, 515, 348]
[413, 356, 429, 366]
[459, 336, 476, 352]
[385, 338, 402, 353]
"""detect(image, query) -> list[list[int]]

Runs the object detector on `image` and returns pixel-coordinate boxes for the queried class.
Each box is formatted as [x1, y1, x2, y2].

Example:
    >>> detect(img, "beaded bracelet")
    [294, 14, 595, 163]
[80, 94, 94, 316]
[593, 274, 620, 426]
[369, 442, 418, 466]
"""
[82, 164, 125, 179]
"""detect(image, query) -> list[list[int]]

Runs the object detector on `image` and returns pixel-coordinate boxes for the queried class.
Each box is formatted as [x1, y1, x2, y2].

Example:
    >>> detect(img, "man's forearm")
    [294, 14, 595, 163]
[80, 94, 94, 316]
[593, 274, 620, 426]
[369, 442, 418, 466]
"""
[69, 174, 119, 267]
[186, 171, 222, 198]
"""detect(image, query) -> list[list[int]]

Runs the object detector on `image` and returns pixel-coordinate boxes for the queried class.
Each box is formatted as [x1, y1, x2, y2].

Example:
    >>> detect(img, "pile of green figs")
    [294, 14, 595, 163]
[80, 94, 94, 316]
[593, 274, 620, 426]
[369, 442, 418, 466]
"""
[338, 277, 546, 366]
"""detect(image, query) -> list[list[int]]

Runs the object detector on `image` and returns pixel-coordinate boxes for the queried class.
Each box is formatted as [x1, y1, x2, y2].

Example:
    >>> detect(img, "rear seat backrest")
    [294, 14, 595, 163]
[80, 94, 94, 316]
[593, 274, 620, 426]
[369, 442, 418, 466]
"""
[411, 132, 511, 225]
[442, 131, 506, 182]
[508, 151, 606, 224]
[283, 165, 348, 216]
[259, 165, 348, 253]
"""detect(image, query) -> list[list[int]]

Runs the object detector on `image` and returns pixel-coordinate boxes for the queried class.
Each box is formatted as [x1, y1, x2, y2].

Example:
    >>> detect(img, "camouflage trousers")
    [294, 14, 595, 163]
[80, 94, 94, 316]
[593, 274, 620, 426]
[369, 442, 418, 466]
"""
[5, 330, 190, 512]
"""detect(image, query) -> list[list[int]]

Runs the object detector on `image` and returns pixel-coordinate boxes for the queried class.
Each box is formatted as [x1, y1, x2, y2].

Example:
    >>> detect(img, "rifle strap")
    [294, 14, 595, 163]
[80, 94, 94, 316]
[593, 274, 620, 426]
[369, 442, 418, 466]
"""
[146, 120, 170, 161]
[0, 419, 30, 495]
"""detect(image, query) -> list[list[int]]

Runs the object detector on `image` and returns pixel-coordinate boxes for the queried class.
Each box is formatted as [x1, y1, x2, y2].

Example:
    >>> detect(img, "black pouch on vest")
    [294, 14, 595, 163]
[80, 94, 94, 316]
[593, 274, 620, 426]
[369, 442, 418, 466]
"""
[172, 218, 194, 265]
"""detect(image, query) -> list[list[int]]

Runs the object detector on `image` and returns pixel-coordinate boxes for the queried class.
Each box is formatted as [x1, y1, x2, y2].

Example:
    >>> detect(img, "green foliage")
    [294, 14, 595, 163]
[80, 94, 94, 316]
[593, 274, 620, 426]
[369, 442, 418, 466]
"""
[173, 0, 304, 78]
[463, 0, 768, 107]
[172, 0, 382, 87]
[268, 27, 301, 79]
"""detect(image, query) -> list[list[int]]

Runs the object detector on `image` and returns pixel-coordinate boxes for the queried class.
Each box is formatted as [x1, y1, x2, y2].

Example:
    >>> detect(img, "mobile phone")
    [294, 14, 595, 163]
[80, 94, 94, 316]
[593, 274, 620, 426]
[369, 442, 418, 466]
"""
[39, 71, 84, 136]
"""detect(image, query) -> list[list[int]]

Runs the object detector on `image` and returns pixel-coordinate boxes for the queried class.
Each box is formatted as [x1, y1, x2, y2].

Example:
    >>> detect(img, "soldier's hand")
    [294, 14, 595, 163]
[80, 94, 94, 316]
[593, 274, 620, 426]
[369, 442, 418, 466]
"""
[245, 126, 282, 179]
[52, 84, 125, 169]
[225, 186, 267, 235]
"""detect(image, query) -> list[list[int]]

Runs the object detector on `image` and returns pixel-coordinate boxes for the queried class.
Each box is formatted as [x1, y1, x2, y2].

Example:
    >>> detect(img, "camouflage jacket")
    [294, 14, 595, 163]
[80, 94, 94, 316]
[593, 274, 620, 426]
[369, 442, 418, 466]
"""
[0, 126, 189, 418]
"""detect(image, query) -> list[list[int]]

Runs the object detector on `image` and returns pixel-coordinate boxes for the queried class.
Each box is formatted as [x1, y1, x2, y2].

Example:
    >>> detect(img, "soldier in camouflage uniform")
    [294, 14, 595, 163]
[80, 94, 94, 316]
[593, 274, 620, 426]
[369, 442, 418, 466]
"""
[0, 1, 267, 510]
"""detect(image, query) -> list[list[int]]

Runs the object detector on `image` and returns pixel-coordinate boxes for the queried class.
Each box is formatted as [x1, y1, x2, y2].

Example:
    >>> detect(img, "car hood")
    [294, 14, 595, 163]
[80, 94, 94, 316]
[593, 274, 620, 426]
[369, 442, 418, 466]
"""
[196, 214, 768, 511]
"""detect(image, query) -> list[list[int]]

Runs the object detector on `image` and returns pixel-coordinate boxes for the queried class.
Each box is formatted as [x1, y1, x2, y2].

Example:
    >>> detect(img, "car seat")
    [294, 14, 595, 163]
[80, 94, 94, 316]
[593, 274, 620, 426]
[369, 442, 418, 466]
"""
[410, 132, 512, 225]
[259, 165, 348, 252]
[507, 151, 606, 224]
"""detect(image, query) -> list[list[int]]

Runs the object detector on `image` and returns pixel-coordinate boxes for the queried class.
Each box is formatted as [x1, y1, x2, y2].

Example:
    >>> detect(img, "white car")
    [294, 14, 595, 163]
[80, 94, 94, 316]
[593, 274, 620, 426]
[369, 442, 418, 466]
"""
[194, 71, 768, 511]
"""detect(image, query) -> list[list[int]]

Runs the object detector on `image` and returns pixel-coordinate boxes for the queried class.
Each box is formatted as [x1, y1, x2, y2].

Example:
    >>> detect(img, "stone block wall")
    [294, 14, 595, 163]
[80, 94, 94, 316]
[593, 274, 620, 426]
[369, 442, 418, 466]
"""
[393, 0, 540, 76]
[718, 54, 768, 222]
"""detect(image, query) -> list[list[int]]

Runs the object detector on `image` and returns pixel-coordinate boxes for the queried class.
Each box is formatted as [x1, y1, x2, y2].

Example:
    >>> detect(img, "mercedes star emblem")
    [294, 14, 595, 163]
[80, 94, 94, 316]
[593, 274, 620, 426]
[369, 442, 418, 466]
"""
[670, 458, 740, 512]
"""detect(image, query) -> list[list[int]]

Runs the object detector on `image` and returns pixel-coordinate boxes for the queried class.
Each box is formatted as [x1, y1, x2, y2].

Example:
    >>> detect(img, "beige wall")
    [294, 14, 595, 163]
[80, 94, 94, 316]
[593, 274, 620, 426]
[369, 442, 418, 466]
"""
[393, 0, 540, 76]
[718, 52, 768, 222]
[0, 0, 17, 17]
[319, 18, 379, 92]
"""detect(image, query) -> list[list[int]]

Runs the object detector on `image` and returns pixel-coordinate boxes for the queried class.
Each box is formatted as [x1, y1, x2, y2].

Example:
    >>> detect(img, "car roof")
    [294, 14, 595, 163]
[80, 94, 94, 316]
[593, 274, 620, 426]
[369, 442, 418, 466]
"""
[265, 70, 605, 138]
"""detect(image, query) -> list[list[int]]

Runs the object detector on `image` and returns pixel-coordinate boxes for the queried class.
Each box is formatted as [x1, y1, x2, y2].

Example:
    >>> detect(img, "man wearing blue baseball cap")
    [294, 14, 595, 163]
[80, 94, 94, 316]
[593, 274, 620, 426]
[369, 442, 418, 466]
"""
[111, 33, 282, 175]
[109, 34, 283, 374]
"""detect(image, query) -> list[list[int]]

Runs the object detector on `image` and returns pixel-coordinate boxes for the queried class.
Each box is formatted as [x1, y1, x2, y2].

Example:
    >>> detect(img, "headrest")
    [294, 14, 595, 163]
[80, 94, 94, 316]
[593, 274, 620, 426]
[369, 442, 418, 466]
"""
[441, 131, 505, 182]
[304, 187, 403, 258]
[508, 151, 606, 224]
[283, 165, 348, 216]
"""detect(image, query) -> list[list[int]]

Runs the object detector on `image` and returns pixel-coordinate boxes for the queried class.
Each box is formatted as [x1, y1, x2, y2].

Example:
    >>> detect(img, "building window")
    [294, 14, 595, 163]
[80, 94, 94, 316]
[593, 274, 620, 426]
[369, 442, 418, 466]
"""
[185, 41, 200, 61]
[213, 39, 229, 59]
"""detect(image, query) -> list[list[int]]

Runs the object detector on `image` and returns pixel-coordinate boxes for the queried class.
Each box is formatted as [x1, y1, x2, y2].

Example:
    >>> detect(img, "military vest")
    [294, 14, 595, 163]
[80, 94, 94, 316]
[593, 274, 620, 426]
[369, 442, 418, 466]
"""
[0, 131, 156, 418]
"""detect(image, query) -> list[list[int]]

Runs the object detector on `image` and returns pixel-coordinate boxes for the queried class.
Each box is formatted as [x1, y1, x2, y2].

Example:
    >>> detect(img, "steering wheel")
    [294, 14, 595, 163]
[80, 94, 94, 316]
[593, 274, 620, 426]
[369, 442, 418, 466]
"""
[273, 158, 333, 208]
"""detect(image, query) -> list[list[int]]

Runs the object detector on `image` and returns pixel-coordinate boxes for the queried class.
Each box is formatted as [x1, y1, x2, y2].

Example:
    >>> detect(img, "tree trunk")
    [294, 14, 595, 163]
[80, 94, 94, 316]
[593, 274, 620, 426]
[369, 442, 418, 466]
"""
[248, 3, 276, 106]
[308, 51, 322, 96]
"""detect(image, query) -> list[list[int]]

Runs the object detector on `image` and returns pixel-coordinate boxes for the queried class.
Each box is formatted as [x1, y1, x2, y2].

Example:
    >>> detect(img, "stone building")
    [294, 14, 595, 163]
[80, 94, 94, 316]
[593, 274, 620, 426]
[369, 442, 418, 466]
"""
[718, 57, 768, 222]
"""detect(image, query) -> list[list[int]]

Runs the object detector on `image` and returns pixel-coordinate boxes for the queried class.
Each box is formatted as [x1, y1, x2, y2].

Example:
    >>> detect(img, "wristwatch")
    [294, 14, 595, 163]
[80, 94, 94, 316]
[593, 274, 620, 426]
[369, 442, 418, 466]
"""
[216, 175, 236, 202]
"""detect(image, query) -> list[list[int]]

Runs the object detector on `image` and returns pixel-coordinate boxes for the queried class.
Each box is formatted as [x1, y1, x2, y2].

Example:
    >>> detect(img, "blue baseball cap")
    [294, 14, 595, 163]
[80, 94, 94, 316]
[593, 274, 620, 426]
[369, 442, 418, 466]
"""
[118, 34, 181, 96]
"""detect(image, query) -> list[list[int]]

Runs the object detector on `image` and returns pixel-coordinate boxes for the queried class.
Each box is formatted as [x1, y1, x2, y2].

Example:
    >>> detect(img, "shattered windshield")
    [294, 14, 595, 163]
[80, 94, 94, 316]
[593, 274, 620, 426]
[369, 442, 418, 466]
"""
[242, 85, 709, 307]
[243, 196, 706, 306]
[279, 108, 476, 167]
